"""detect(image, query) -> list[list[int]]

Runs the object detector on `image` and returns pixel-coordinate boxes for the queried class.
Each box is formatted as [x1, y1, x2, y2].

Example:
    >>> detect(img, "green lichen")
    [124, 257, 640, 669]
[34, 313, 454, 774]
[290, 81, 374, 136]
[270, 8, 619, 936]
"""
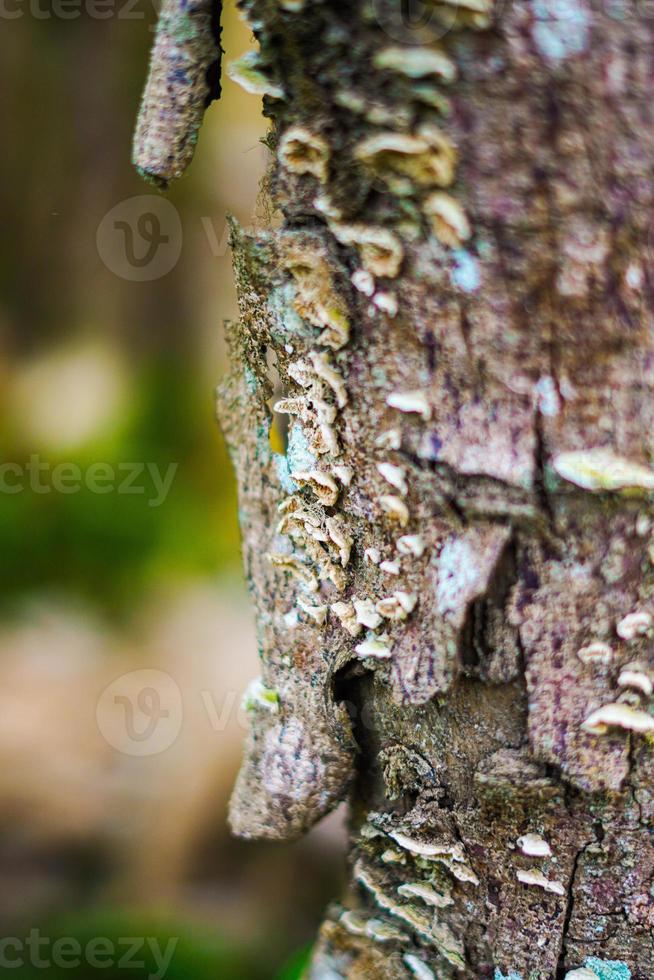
[584, 959, 631, 980]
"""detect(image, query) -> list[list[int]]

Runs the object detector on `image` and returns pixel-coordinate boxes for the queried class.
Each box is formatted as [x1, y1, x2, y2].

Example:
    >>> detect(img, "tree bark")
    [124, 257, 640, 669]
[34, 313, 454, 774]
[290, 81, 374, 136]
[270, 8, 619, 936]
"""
[219, 1, 654, 976]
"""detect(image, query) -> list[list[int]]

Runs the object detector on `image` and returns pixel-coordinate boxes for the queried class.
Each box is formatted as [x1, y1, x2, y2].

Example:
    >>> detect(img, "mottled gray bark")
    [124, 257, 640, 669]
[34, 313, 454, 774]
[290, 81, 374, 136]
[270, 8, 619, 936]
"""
[219, 1, 654, 976]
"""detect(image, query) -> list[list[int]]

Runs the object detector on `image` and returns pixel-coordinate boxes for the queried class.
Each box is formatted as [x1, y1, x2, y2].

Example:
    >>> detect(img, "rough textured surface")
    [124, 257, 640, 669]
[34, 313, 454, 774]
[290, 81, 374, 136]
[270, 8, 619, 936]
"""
[133, 0, 222, 187]
[218, 0, 654, 975]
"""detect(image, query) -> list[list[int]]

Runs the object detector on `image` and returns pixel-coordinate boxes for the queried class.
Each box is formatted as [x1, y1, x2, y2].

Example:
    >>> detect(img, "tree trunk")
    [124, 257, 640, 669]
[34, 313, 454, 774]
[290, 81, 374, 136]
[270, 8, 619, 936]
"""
[219, 1, 654, 976]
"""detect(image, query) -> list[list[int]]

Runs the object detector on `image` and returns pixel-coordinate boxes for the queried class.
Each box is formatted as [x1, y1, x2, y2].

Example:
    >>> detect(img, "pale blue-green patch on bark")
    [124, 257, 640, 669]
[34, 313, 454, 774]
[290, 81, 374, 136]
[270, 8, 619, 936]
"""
[268, 282, 311, 340]
[494, 970, 523, 980]
[532, 0, 590, 62]
[584, 959, 631, 980]
[451, 249, 481, 292]
[274, 453, 299, 494]
[287, 424, 317, 475]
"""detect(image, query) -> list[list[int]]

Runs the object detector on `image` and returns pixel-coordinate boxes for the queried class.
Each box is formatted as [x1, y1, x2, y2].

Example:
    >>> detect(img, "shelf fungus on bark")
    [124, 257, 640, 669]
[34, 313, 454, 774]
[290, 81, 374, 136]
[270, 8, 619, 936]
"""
[516, 833, 552, 857]
[576, 641, 614, 667]
[278, 125, 331, 183]
[279, 232, 351, 350]
[219, 225, 358, 842]
[227, 50, 285, 99]
[133, 0, 223, 187]
[404, 954, 437, 980]
[386, 390, 432, 420]
[354, 126, 458, 193]
[515, 868, 566, 897]
[331, 224, 404, 279]
[581, 702, 654, 736]
[424, 192, 472, 248]
[552, 449, 654, 493]
[373, 45, 458, 83]
[615, 610, 652, 640]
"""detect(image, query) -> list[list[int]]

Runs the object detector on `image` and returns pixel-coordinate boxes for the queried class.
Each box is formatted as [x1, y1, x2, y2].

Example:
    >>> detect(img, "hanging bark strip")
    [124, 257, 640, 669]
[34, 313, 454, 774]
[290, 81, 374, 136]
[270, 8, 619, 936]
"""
[133, 0, 222, 188]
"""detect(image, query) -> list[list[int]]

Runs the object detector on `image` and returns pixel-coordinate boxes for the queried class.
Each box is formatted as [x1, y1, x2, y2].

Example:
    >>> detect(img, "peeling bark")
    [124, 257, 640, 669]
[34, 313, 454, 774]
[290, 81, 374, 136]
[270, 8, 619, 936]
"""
[219, 0, 654, 976]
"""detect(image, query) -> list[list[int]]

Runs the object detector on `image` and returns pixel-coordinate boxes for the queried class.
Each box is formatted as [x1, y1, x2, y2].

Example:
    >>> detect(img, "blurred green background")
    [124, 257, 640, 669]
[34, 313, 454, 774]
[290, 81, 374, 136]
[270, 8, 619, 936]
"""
[0, 2, 344, 975]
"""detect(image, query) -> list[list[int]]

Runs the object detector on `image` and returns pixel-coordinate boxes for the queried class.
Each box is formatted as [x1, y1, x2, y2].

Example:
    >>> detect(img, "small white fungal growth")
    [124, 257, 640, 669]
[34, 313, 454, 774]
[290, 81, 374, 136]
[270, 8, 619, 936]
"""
[636, 512, 651, 536]
[279, 0, 305, 9]
[376, 591, 418, 621]
[355, 635, 393, 659]
[355, 131, 425, 159]
[397, 534, 425, 557]
[242, 677, 280, 713]
[332, 224, 404, 278]
[389, 831, 465, 860]
[292, 469, 340, 506]
[625, 262, 644, 292]
[618, 663, 654, 697]
[273, 396, 307, 418]
[437, 858, 480, 886]
[517, 833, 552, 857]
[351, 268, 375, 296]
[308, 351, 348, 408]
[552, 449, 654, 492]
[374, 45, 457, 82]
[366, 919, 408, 943]
[617, 690, 641, 708]
[268, 553, 319, 592]
[380, 559, 401, 575]
[339, 910, 366, 936]
[287, 359, 313, 389]
[355, 125, 458, 191]
[364, 547, 382, 565]
[373, 291, 398, 317]
[582, 702, 654, 735]
[424, 192, 472, 247]
[333, 465, 353, 486]
[353, 597, 383, 630]
[385, 834, 481, 887]
[314, 398, 337, 424]
[296, 596, 328, 625]
[377, 462, 408, 495]
[326, 517, 352, 567]
[386, 389, 432, 420]
[354, 862, 434, 944]
[331, 601, 362, 637]
[313, 192, 343, 221]
[379, 495, 410, 527]
[381, 847, 406, 864]
[403, 954, 436, 980]
[616, 611, 652, 640]
[375, 428, 402, 450]
[317, 422, 339, 456]
[516, 869, 566, 896]
[279, 125, 330, 182]
[397, 882, 453, 909]
[565, 969, 600, 980]
[283, 611, 298, 632]
[577, 642, 613, 666]
[227, 52, 285, 99]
